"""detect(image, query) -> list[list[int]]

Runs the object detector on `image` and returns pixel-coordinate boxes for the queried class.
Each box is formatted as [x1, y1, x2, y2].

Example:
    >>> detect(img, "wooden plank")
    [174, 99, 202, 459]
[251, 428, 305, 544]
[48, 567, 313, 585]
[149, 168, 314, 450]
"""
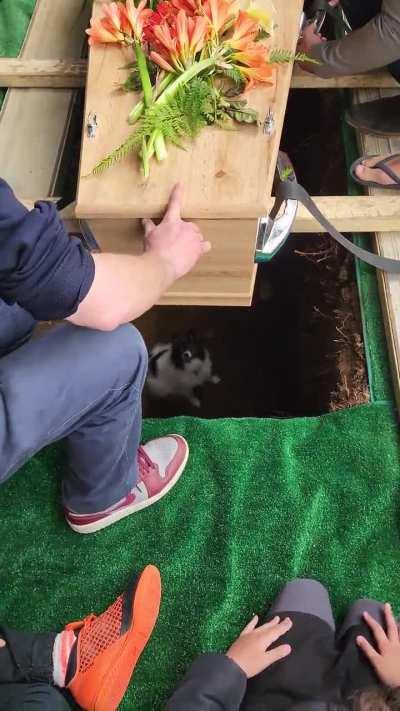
[90, 217, 258, 306]
[0, 58, 87, 88]
[25, 194, 400, 233]
[292, 67, 398, 89]
[0, 0, 90, 196]
[0, 60, 396, 91]
[354, 86, 400, 410]
[77, 0, 304, 219]
[289, 196, 400, 234]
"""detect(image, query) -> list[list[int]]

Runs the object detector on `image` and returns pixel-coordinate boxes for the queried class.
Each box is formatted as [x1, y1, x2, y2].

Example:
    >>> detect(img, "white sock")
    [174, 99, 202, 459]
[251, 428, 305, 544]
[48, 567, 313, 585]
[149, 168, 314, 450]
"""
[52, 629, 76, 687]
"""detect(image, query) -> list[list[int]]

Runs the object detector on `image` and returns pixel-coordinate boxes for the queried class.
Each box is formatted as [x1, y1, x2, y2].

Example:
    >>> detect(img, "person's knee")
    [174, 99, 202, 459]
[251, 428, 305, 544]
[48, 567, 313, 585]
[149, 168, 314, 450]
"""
[65, 322, 148, 384]
[286, 578, 328, 593]
[110, 324, 148, 379]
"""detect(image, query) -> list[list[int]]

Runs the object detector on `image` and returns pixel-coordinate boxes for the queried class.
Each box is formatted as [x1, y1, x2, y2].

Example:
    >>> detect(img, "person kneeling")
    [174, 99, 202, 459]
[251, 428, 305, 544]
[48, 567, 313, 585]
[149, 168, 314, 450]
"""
[167, 578, 400, 710]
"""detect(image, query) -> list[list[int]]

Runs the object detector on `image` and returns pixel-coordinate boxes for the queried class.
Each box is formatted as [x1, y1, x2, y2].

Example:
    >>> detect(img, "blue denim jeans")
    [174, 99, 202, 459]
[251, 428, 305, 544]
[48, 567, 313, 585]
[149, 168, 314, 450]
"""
[343, 0, 400, 81]
[0, 300, 148, 513]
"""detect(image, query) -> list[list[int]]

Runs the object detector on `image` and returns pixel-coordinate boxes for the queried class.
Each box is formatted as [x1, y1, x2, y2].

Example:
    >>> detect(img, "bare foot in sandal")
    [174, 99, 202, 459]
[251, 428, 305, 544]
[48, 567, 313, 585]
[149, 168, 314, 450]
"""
[355, 154, 400, 187]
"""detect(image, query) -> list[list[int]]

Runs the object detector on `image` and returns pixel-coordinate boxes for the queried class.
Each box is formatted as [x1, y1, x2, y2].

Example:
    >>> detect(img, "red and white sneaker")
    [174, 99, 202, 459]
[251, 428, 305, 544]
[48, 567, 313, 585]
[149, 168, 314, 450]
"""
[65, 434, 189, 534]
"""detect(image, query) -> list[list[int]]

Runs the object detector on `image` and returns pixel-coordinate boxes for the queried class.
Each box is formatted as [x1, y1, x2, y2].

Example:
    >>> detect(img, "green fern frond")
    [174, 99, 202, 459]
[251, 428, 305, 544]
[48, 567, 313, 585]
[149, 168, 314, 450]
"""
[92, 134, 138, 175]
[92, 78, 214, 175]
[269, 48, 320, 64]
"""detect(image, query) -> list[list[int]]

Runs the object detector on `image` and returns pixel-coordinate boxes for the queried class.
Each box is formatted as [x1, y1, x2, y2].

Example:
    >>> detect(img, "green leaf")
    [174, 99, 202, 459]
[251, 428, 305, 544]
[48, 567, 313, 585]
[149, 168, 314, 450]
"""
[269, 48, 320, 64]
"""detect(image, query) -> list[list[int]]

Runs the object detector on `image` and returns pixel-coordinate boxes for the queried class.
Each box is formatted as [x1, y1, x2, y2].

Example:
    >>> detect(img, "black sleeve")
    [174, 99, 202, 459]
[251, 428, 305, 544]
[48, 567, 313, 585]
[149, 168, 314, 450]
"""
[0, 178, 95, 321]
[166, 654, 247, 711]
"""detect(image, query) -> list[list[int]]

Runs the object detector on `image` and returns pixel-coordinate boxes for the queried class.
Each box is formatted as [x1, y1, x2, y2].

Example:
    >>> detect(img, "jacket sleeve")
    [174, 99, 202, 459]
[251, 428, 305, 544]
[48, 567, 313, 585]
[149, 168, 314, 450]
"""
[165, 654, 247, 711]
[0, 179, 95, 321]
[310, 0, 400, 77]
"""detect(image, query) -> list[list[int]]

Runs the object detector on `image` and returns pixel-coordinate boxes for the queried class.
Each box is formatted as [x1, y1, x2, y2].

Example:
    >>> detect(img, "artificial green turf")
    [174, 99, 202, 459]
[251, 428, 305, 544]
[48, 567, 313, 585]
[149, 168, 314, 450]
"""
[1, 406, 400, 710]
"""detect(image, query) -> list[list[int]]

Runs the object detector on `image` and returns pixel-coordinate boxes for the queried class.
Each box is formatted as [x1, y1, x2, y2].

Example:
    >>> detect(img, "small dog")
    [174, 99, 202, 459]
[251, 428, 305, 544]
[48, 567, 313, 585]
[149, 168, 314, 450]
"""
[147, 331, 221, 408]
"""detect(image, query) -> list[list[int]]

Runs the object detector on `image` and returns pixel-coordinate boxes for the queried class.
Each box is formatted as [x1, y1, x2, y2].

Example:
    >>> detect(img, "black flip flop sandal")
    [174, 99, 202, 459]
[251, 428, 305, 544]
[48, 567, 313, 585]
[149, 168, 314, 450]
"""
[350, 153, 400, 190]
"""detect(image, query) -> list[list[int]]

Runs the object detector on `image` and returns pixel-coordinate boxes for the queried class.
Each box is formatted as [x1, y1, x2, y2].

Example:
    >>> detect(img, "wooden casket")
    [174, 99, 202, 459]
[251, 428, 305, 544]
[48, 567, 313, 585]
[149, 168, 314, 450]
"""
[76, 0, 304, 306]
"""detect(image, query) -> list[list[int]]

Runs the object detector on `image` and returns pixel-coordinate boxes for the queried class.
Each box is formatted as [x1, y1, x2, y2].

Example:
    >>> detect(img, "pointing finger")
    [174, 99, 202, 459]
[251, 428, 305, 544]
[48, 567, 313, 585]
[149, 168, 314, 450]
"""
[165, 183, 183, 222]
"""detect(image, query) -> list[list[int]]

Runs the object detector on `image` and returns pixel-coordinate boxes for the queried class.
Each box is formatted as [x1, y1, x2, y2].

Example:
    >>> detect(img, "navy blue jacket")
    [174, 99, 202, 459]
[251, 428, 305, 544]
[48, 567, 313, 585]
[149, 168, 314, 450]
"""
[0, 179, 95, 320]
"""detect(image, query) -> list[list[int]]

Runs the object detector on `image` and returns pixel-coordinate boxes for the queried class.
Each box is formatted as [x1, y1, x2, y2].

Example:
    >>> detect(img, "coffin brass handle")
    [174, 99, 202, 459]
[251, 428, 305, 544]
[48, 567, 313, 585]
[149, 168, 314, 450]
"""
[255, 152, 298, 263]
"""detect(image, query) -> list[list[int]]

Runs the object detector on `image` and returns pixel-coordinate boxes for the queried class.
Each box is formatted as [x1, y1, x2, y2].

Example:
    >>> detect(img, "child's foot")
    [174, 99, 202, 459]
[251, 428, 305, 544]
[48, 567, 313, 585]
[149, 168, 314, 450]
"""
[65, 434, 189, 533]
[355, 155, 400, 187]
[65, 565, 161, 711]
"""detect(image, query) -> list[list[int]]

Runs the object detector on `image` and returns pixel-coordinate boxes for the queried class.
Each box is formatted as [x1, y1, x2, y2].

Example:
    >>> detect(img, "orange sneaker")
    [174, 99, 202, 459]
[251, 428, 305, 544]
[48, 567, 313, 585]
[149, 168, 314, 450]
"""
[65, 565, 161, 711]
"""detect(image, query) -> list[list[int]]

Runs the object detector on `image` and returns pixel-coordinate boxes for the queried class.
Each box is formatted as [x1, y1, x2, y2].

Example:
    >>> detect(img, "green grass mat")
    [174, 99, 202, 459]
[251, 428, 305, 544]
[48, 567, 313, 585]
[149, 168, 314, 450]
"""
[1, 407, 400, 710]
[0, 0, 36, 105]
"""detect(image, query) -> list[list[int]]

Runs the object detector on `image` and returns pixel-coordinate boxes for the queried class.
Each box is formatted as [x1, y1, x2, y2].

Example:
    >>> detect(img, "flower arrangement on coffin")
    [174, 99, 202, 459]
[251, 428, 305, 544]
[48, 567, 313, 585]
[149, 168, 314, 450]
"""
[87, 0, 314, 178]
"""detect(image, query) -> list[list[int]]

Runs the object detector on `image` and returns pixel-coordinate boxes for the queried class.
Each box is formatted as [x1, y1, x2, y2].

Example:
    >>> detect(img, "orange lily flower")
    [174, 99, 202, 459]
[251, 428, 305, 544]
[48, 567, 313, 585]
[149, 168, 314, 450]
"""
[150, 9, 208, 71]
[149, 50, 176, 72]
[124, 0, 153, 41]
[171, 0, 199, 16]
[187, 15, 209, 54]
[86, 17, 124, 45]
[202, 0, 236, 35]
[232, 45, 268, 67]
[240, 63, 273, 87]
[226, 10, 259, 49]
[101, 2, 126, 33]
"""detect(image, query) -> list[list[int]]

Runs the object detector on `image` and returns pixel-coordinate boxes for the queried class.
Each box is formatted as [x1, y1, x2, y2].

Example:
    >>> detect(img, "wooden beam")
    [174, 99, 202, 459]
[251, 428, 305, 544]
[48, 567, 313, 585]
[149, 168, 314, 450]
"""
[0, 58, 86, 88]
[291, 67, 398, 89]
[20, 196, 400, 235]
[0, 59, 396, 92]
[0, 0, 90, 196]
[274, 196, 400, 234]
[353, 85, 400, 412]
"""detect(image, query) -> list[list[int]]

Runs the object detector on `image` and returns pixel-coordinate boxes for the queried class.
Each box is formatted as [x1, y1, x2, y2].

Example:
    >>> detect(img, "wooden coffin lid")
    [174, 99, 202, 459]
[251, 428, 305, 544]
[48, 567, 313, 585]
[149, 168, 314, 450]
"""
[76, 0, 302, 220]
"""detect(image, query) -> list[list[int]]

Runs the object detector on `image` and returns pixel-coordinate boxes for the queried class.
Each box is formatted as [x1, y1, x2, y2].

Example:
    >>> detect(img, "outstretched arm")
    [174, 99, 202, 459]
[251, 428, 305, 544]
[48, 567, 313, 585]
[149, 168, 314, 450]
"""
[0, 180, 209, 329]
[68, 185, 210, 331]
[300, 0, 400, 77]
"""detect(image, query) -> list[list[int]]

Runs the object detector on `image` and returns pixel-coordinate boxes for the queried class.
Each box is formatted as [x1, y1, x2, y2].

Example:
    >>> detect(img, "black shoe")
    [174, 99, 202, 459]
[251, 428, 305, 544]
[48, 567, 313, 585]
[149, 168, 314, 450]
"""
[346, 96, 400, 137]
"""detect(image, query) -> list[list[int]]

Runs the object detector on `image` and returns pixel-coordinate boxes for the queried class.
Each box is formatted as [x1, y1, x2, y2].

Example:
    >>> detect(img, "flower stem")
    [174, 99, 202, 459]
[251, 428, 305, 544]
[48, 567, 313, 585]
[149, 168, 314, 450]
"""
[147, 57, 217, 162]
[156, 58, 216, 106]
[134, 40, 152, 108]
[133, 42, 169, 165]
[128, 73, 175, 125]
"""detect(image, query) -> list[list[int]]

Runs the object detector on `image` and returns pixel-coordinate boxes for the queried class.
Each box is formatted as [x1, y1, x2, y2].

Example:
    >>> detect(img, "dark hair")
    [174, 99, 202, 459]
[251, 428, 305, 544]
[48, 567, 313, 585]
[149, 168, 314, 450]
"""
[353, 687, 400, 710]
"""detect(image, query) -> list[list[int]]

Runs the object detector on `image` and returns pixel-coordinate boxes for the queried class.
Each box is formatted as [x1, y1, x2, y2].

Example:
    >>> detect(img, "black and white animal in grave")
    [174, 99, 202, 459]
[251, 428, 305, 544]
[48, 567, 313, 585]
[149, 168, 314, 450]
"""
[147, 331, 221, 408]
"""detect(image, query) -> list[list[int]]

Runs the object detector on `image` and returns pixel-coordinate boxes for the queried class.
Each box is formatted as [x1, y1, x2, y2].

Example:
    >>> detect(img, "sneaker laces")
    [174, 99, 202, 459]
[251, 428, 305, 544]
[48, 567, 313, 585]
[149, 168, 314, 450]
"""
[66, 614, 97, 634]
[137, 446, 157, 481]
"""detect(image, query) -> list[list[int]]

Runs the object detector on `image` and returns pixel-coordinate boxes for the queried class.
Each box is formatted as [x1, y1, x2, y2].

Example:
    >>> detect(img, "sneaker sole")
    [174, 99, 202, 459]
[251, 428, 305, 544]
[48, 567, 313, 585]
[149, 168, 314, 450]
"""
[67, 435, 189, 534]
[87, 565, 161, 711]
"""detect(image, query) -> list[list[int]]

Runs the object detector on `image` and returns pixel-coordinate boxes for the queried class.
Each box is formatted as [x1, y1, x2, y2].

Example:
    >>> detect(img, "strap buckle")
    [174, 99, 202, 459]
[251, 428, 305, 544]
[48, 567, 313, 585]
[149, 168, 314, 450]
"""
[255, 152, 298, 262]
